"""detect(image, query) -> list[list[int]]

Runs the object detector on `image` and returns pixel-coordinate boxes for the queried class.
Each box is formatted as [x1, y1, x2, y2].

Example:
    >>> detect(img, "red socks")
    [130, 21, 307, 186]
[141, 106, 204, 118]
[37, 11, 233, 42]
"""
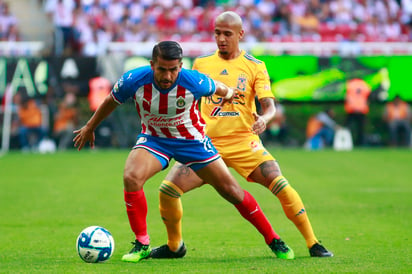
[124, 190, 150, 245]
[234, 190, 280, 244]
[125, 189, 279, 246]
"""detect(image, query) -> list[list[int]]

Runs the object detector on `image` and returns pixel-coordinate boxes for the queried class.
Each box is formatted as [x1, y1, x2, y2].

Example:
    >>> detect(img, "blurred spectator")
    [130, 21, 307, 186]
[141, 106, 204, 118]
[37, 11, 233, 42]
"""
[17, 96, 46, 152]
[364, 14, 386, 41]
[106, 0, 126, 23]
[128, 0, 144, 24]
[44, 0, 77, 55]
[292, 6, 320, 35]
[383, 16, 402, 41]
[276, 3, 294, 36]
[88, 75, 113, 147]
[329, 0, 353, 25]
[88, 76, 111, 112]
[401, 0, 412, 25]
[383, 95, 412, 146]
[176, 8, 199, 39]
[53, 93, 78, 150]
[305, 108, 340, 150]
[0, 2, 18, 41]
[344, 78, 371, 146]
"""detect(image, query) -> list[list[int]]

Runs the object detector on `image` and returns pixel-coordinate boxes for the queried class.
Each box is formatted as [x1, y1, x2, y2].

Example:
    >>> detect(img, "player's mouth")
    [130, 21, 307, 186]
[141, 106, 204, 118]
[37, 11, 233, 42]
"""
[218, 44, 227, 50]
[160, 81, 172, 88]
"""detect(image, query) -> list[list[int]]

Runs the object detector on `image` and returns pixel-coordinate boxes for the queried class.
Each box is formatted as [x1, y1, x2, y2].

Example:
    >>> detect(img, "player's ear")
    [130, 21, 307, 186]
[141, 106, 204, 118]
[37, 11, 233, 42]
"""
[239, 29, 245, 40]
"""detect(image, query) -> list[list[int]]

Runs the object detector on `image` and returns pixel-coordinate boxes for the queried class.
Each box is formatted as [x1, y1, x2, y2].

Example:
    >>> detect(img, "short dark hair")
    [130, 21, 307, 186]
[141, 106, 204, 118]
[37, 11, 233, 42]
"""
[152, 41, 183, 63]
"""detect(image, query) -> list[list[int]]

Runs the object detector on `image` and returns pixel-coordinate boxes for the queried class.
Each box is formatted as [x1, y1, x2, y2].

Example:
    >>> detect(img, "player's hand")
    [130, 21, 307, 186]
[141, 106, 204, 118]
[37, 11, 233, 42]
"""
[220, 87, 236, 106]
[251, 112, 267, 135]
[73, 126, 95, 151]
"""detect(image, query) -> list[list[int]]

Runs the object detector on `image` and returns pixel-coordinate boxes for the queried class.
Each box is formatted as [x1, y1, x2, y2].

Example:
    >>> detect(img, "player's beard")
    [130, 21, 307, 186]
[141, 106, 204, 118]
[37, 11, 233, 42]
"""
[218, 49, 229, 56]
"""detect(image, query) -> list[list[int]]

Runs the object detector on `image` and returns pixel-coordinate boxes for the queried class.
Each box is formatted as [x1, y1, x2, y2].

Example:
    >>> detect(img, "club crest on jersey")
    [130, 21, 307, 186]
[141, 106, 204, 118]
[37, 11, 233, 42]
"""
[237, 74, 247, 92]
[210, 107, 240, 117]
[176, 96, 185, 109]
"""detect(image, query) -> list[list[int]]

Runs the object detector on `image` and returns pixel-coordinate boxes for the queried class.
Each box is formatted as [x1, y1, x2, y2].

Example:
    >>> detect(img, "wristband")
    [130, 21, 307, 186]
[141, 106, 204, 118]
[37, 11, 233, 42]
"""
[224, 88, 234, 100]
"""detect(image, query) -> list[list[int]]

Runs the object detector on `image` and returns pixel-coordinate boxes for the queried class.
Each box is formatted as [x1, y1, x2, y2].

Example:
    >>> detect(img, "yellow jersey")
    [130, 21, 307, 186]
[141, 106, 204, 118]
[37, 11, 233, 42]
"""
[193, 50, 274, 138]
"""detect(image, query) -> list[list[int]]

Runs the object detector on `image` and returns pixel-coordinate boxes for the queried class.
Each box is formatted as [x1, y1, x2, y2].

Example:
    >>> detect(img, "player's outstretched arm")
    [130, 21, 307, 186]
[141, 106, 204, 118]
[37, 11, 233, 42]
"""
[214, 80, 236, 105]
[251, 98, 277, 135]
[73, 95, 118, 151]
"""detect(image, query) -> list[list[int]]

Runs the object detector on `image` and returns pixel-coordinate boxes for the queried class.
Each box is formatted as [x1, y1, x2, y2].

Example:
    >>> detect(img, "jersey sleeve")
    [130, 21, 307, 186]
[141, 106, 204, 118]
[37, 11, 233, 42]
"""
[255, 62, 274, 100]
[180, 68, 216, 99]
[111, 67, 151, 104]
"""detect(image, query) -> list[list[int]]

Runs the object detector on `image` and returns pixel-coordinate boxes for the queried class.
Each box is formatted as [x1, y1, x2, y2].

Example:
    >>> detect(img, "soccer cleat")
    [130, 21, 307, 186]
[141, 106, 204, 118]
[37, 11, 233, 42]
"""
[150, 243, 187, 259]
[309, 243, 334, 257]
[121, 240, 151, 263]
[268, 238, 295, 259]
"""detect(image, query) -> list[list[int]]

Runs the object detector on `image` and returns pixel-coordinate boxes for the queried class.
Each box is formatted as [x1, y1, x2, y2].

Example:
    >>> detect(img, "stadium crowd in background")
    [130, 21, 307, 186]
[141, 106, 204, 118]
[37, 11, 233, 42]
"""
[37, 0, 412, 56]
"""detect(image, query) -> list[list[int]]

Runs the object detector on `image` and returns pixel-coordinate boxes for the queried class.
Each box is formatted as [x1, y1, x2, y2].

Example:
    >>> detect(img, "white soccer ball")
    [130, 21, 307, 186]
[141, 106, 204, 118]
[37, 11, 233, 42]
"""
[76, 226, 115, 263]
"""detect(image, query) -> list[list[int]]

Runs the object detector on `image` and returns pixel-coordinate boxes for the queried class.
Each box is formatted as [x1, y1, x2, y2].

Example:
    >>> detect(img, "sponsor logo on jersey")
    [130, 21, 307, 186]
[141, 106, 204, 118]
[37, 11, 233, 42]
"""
[210, 107, 240, 117]
[250, 140, 261, 152]
[136, 136, 147, 144]
[146, 114, 185, 127]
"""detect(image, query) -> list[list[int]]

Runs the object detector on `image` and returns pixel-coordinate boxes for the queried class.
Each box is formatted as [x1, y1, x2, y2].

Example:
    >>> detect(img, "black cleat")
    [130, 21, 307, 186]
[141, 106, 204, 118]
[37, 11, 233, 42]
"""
[150, 243, 187, 259]
[309, 243, 334, 257]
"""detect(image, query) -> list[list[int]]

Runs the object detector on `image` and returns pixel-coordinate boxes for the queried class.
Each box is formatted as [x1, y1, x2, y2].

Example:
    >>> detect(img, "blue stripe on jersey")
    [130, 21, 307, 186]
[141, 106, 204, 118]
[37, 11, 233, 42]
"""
[195, 52, 215, 59]
[243, 53, 262, 64]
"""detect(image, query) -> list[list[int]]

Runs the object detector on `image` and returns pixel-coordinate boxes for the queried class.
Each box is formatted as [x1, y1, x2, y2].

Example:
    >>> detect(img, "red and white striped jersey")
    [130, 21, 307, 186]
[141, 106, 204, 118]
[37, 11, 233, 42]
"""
[111, 66, 216, 141]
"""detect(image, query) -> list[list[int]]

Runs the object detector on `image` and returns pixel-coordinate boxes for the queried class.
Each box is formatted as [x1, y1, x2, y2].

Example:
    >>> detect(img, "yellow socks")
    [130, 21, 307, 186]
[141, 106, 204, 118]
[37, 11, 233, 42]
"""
[269, 176, 318, 248]
[159, 180, 184, 252]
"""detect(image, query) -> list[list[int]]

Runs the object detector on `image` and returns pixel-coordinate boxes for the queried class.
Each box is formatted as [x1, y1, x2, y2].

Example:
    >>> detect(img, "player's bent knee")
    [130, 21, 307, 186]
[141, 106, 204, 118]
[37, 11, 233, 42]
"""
[123, 171, 145, 191]
[159, 180, 184, 198]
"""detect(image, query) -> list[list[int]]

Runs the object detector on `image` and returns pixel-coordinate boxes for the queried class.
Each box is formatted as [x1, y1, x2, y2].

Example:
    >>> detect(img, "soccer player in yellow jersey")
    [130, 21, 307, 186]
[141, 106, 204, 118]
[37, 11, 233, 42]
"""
[151, 11, 333, 259]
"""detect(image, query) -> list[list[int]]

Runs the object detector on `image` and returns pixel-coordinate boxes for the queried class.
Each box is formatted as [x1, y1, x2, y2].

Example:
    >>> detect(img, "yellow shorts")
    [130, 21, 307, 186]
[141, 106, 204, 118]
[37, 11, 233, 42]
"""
[211, 134, 275, 181]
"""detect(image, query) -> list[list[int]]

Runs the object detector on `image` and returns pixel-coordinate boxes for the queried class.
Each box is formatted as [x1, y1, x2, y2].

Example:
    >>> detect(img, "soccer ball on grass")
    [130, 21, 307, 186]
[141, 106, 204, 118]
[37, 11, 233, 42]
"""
[76, 226, 115, 263]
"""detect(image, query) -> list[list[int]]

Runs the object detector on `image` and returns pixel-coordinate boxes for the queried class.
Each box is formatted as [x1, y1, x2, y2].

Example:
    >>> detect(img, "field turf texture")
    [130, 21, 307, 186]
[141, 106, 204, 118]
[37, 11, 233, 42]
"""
[1, 148, 411, 273]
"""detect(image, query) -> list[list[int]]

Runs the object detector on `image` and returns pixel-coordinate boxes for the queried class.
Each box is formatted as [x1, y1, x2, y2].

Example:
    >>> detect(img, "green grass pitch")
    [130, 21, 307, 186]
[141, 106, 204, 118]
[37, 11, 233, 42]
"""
[1, 148, 411, 273]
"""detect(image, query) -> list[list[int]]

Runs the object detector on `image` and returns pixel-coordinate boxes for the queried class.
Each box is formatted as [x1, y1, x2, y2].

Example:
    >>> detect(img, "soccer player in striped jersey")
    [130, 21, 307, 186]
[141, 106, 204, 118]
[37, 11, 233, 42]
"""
[152, 12, 333, 259]
[73, 41, 293, 263]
